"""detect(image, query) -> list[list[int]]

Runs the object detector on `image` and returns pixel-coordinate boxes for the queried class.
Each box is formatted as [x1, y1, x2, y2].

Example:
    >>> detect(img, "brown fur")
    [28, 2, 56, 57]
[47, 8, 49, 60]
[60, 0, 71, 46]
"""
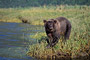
[43, 17, 72, 48]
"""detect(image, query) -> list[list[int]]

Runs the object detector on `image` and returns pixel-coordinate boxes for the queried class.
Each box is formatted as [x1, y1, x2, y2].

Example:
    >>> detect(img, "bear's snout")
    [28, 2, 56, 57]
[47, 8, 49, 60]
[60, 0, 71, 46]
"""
[49, 27, 54, 32]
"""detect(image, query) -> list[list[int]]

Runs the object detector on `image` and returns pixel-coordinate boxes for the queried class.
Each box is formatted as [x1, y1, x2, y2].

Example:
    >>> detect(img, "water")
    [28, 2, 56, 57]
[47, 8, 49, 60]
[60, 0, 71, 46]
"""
[0, 22, 44, 60]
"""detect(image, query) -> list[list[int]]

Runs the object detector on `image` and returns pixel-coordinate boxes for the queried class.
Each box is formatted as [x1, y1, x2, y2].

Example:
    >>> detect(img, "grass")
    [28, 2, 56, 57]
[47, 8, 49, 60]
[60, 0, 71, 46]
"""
[0, 5, 90, 25]
[0, 5, 90, 59]
[26, 5, 90, 59]
[27, 29, 90, 59]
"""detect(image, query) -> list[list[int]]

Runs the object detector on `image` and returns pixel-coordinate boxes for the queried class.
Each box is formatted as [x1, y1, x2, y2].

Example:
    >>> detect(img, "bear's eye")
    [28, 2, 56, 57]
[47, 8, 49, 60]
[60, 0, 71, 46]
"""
[49, 21, 53, 24]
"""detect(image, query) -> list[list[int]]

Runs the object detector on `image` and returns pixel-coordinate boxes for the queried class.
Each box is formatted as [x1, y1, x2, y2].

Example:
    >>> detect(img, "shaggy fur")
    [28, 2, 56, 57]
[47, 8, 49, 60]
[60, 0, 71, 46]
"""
[43, 17, 72, 48]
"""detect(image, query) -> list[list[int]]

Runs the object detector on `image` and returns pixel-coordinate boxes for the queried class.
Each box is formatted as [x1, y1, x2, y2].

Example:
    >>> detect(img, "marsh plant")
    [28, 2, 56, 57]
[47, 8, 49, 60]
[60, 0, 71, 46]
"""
[0, 5, 90, 25]
[27, 5, 90, 59]
[0, 5, 90, 59]
[27, 18, 90, 59]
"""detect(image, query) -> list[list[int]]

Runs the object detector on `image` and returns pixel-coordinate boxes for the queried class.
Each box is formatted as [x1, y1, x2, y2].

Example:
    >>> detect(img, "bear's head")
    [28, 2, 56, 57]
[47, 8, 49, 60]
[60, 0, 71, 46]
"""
[43, 19, 57, 32]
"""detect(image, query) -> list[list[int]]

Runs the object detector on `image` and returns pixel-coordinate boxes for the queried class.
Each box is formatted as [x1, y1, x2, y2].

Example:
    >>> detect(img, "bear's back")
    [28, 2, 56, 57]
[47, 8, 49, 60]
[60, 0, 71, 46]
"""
[56, 17, 68, 34]
[56, 17, 68, 22]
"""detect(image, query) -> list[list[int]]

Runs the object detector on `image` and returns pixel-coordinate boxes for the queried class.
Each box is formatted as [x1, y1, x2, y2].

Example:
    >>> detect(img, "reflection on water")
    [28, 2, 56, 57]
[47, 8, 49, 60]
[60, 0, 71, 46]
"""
[0, 22, 44, 60]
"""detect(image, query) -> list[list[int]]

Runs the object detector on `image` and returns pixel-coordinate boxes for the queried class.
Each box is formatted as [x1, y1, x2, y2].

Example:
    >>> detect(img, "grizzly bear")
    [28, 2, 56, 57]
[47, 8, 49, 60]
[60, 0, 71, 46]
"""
[43, 17, 72, 48]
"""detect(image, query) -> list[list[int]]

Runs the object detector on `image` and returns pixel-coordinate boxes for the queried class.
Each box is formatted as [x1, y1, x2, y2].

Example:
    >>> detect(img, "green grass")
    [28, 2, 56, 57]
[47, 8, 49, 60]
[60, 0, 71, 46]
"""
[26, 5, 90, 59]
[27, 28, 90, 59]
[0, 5, 90, 25]
[0, 5, 90, 59]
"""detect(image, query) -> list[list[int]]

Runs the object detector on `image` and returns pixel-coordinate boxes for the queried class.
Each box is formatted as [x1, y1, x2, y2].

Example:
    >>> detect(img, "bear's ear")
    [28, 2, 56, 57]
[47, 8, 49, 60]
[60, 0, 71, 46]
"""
[43, 20, 47, 24]
[54, 20, 57, 23]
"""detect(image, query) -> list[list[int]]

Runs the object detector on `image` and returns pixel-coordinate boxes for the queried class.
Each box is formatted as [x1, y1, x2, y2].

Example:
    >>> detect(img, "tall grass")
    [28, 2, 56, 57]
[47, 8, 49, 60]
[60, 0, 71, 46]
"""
[26, 5, 90, 59]
[0, 5, 90, 59]
[0, 5, 90, 25]
[27, 26, 90, 59]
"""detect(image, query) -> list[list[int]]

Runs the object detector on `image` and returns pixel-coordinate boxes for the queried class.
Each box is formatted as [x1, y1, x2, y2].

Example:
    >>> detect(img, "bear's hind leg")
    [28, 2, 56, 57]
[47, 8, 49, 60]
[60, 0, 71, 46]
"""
[65, 23, 72, 40]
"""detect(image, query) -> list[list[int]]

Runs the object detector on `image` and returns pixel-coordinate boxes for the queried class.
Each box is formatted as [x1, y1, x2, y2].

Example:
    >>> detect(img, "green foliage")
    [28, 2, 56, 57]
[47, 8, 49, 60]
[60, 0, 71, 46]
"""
[0, 5, 90, 59]
[30, 32, 47, 43]
[0, 5, 90, 25]
[27, 6, 90, 59]
[0, 0, 90, 8]
[28, 29, 90, 59]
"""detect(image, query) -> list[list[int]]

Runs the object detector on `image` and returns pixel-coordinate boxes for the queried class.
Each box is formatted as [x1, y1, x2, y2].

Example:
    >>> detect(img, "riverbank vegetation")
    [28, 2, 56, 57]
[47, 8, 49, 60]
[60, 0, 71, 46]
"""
[27, 22, 90, 59]
[0, 5, 90, 59]
[27, 19, 90, 59]
[0, 5, 90, 25]
[0, 0, 90, 59]
[27, 5, 90, 59]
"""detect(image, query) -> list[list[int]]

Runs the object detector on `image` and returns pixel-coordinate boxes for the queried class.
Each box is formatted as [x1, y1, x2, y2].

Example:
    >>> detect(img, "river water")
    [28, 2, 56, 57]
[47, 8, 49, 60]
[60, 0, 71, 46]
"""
[0, 22, 44, 60]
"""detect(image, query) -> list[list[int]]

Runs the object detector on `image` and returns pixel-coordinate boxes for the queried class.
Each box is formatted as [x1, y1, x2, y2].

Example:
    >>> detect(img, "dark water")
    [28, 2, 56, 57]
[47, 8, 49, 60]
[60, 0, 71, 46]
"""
[0, 22, 44, 60]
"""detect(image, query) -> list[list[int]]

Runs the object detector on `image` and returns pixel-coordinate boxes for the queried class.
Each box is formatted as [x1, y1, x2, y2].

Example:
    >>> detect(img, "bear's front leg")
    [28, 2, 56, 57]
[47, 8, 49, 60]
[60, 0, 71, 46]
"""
[46, 33, 53, 48]
[46, 38, 53, 48]
[51, 37, 59, 47]
[51, 33, 60, 47]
